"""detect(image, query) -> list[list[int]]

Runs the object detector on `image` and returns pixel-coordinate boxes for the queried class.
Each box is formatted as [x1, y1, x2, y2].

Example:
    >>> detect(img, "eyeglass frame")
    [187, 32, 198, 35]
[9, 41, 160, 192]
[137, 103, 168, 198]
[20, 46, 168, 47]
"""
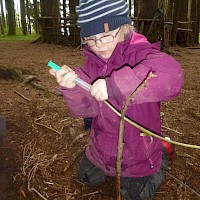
[82, 27, 122, 47]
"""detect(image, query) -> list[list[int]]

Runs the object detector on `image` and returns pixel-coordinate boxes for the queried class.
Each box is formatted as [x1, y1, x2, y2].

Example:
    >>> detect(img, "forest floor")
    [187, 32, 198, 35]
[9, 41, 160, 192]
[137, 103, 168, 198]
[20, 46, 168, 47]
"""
[0, 41, 199, 200]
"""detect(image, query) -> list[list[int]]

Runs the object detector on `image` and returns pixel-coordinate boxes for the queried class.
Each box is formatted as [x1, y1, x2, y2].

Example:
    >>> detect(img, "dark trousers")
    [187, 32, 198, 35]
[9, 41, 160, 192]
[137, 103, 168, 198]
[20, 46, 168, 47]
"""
[78, 150, 168, 200]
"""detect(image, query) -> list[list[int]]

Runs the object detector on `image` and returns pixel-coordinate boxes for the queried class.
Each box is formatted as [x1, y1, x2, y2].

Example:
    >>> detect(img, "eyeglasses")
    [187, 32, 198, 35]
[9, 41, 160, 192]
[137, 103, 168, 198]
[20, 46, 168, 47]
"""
[82, 27, 121, 47]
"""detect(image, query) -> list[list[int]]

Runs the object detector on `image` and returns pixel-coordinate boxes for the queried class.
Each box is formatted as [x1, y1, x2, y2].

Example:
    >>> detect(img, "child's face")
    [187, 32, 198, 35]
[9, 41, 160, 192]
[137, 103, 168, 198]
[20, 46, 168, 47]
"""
[85, 26, 126, 59]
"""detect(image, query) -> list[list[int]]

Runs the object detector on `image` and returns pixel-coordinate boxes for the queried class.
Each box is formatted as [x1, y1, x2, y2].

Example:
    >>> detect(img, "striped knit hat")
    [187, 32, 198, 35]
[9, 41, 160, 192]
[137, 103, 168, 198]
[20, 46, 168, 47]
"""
[76, 0, 132, 37]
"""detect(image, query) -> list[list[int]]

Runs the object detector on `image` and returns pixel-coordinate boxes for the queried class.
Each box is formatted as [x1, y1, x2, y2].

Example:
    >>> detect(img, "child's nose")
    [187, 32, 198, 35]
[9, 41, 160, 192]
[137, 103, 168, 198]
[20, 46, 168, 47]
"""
[95, 39, 103, 47]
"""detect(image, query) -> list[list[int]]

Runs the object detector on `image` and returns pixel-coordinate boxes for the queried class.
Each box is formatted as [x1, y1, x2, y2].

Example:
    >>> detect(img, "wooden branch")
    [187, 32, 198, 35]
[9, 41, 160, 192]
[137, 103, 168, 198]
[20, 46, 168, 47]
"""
[146, 12, 159, 38]
[131, 17, 159, 22]
[177, 28, 193, 32]
[29, 81, 61, 96]
[9, 68, 61, 96]
[103, 100, 200, 149]
[14, 90, 32, 101]
[186, 47, 200, 49]
[162, 125, 183, 135]
[116, 72, 153, 200]
[28, 187, 48, 200]
[165, 171, 200, 198]
[33, 114, 62, 135]
[22, 75, 37, 85]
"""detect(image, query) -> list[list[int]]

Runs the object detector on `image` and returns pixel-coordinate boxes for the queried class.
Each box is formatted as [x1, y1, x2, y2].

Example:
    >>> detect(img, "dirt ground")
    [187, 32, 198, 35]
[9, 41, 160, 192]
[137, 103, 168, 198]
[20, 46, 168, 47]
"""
[0, 41, 199, 200]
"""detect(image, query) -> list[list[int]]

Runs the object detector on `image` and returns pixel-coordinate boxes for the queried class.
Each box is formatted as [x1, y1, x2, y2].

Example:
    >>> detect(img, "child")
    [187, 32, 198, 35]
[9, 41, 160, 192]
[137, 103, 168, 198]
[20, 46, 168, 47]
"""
[49, 0, 183, 199]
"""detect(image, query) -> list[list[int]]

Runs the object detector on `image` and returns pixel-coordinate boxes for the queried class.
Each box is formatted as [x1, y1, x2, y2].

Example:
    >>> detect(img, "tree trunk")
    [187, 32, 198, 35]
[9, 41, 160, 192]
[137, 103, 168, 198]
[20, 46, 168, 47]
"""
[0, 15, 4, 35]
[128, 0, 132, 16]
[26, 0, 31, 34]
[178, 0, 193, 46]
[179, 0, 188, 22]
[167, 0, 174, 20]
[138, 0, 158, 42]
[69, 0, 79, 44]
[0, 0, 6, 34]
[62, 0, 67, 36]
[171, 0, 181, 46]
[193, 0, 200, 44]
[63, 0, 66, 18]
[69, 0, 77, 15]
[139, 0, 158, 19]
[20, 0, 27, 35]
[33, 0, 39, 34]
[196, 0, 200, 44]
[40, 0, 60, 43]
[0, 0, 6, 28]
[5, 0, 16, 35]
[134, 0, 139, 17]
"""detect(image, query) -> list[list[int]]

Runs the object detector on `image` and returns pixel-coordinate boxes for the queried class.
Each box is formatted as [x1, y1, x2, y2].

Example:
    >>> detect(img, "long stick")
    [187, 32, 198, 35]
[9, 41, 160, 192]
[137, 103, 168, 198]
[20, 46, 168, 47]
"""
[116, 72, 152, 200]
[104, 100, 200, 150]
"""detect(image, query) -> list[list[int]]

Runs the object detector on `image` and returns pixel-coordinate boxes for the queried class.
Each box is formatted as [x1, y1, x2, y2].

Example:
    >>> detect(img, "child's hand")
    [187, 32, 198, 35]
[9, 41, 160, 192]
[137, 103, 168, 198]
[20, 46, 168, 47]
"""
[49, 65, 78, 88]
[90, 79, 108, 101]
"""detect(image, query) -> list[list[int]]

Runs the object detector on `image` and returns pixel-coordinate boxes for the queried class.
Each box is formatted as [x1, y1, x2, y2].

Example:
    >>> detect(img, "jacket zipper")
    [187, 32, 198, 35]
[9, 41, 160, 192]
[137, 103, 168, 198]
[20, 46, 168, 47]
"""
[102, 64, 108, 76]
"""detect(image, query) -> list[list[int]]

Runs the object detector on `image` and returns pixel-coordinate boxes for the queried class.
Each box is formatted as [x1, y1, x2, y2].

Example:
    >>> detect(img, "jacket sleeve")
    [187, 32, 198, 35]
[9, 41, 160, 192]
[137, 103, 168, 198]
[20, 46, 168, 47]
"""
[106, 51, 184, 105]
[59, 67, 99, 118]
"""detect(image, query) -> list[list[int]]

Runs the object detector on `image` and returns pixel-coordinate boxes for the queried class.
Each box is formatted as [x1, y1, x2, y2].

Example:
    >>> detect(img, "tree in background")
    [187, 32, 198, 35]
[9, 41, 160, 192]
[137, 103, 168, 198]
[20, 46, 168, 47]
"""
[68, 0, 79, 43]
[20, 0, 27, 35]
[1, 0, 199, 46]
[192, 0, 200, 44]
[171, 0, 180, 46]
[33, 0, 39, 34]
[171, 0, 199, 46]
[0, 0, 6, 34]
[40, 0, 60, 43]
[5, 0, 16, 35]
[62, 0, 67, 36]
[134, 0, 139, 17]
[177, 0, 191, 46]
[166, 0, 173, 20]
[26, 0, 31, 34]
[134, 0, 159, 43]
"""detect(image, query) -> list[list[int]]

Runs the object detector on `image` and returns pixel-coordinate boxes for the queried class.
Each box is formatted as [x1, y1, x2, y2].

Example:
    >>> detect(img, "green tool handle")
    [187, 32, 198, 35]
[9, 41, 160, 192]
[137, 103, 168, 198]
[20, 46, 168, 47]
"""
[47, 60, 91, 91]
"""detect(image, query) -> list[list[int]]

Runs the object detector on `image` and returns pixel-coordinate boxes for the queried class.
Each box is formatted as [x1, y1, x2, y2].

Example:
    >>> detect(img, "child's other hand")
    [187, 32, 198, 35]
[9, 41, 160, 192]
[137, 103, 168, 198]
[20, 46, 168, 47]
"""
[90, 79, 108, 101]
[49, 65, 77, 89]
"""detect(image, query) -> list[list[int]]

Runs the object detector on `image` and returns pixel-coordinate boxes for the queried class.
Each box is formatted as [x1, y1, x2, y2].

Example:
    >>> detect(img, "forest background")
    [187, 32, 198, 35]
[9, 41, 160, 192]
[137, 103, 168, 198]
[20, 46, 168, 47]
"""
[0, 0, 200, 46]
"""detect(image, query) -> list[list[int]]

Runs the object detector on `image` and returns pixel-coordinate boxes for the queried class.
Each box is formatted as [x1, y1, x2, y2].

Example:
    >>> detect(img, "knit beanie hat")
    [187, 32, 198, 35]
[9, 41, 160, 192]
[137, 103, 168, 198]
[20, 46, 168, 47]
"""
[76, 0, 132, 38]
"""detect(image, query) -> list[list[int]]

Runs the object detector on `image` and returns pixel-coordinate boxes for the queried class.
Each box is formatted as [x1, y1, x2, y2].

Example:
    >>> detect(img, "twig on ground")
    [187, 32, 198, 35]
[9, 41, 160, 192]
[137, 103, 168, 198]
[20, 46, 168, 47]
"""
[80, 191, 100, 197]
[10, 67, 61, 96]
[22, 141, 59, 200]
[29, 81, 61, 96]
[176, 153, 195, 159]
[162, 125, 184, 135]
[22, 75, 37, 85]
[14, 90, 32, 101]
[33, 114, 62, 135]
[165, 171, 200, 198]
[64, 189, 78, 200]
[28, 186, 48, 200]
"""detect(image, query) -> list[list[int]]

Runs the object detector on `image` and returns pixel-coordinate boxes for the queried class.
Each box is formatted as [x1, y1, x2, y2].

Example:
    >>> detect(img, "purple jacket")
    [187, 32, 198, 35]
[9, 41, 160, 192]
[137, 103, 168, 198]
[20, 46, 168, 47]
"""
[60, 32, 183, 177]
